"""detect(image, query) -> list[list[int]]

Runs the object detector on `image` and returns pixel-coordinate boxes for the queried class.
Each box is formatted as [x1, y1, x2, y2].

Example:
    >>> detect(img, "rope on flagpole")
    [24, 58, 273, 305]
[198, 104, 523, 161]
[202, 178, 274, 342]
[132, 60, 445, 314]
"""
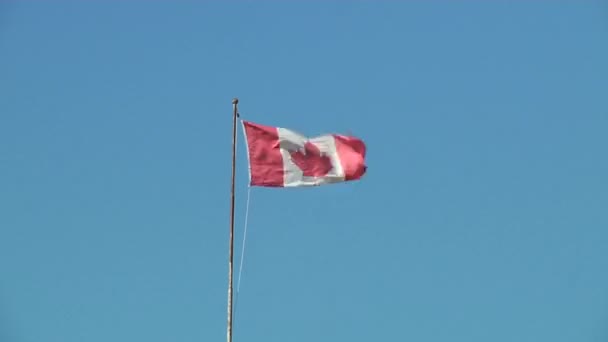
[236, 185, 252, 294]
[235, 117, 251, 295]
[232, 180, 252, 335]
[232, 118, 253, 335]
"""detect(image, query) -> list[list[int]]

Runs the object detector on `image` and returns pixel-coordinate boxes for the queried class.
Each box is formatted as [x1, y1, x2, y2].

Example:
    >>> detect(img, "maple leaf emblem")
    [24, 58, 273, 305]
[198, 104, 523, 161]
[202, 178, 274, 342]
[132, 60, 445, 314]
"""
[289, 141, 333, 177]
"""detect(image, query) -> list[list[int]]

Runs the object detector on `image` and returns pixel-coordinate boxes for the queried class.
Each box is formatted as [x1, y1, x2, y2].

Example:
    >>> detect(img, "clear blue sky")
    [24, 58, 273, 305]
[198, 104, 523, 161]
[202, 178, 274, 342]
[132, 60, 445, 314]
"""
[1, 2, 607, 341]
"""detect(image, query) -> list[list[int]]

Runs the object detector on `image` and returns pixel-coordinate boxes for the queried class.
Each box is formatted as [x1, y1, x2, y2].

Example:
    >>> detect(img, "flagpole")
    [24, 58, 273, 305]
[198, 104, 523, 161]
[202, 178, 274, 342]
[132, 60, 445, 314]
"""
[227, 97, 238, 342]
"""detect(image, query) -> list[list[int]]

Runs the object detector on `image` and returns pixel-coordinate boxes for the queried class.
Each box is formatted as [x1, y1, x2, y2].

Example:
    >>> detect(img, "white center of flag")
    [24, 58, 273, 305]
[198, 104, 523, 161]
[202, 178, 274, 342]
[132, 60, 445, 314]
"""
[277, 127, 345, 187]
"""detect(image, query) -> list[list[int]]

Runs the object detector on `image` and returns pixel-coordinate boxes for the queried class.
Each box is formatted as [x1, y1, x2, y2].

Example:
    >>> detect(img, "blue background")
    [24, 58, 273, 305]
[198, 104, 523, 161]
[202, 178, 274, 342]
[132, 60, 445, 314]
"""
[1, 2, 607, 341]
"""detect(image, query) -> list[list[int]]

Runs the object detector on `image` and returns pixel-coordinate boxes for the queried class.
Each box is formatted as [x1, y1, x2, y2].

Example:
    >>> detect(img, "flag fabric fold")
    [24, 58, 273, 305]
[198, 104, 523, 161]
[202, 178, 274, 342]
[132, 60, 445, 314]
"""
[241, 120, 367, 187]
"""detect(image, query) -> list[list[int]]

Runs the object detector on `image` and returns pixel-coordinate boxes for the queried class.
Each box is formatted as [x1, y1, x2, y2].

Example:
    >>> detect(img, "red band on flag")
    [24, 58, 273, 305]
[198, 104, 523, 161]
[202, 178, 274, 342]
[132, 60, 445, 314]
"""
[242, 121, 284, 187]
[334, 134, 367, 181]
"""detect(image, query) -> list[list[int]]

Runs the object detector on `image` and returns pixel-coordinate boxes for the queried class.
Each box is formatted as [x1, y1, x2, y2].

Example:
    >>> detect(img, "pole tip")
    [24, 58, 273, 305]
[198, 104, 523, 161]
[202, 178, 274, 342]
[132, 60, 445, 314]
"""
[232, 98, 239, 105]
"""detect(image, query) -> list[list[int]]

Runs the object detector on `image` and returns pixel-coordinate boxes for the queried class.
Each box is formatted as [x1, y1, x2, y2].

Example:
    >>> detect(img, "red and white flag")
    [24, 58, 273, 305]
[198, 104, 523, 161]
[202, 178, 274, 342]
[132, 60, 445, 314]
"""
[242, 120, 367, 187]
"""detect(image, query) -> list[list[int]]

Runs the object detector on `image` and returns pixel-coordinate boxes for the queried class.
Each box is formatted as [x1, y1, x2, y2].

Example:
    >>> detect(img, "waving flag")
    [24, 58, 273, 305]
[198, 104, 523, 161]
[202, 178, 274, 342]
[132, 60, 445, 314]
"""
[242, 120, 367, 187]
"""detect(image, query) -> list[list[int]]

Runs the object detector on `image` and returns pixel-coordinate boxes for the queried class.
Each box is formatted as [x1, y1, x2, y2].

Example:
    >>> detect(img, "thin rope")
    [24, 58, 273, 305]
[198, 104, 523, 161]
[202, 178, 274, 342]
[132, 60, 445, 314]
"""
[235, 116, 251, 294]
[233, 118, 251, 332]
[232, 185, 252, 331]
[237, 185, 252, 293]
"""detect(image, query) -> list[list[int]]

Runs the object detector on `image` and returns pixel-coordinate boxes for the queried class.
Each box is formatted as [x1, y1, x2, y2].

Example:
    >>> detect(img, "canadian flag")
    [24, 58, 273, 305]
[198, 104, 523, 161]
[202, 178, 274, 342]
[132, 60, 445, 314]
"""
[242, 120, 367, 187]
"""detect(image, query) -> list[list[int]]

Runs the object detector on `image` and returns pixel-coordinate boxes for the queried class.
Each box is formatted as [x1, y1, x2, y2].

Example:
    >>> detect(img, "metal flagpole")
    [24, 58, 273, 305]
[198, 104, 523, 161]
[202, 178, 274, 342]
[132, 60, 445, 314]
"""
[227, 98, 238, 342]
